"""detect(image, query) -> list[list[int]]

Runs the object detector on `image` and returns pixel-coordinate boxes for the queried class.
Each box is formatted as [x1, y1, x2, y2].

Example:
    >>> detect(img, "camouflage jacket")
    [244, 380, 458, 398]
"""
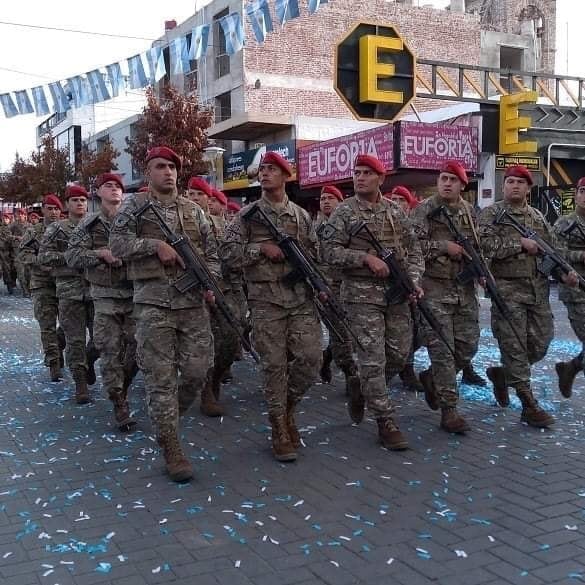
[17, 221, 56, 290]
[38, 218, 89, 301]
[479, 201, 553, 305]
[0, 224, 13, 255]
[109, 191, 220, 309]
[312, 213, 340, 290]
[322, 194, 424, 307]
[65, 210, 133, 301]
[553, 211, 585, 303]
[221, 194, 317, 309]
[410, 194, 478, 305]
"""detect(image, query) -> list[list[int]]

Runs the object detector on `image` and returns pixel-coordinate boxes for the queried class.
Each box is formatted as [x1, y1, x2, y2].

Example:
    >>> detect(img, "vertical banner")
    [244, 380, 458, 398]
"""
[274, 0, 300, 25]
[220, 13, 245, 55]
[106, 62, 125, 97]
[246, 0, 273, 43]
[127, 54, 148, 89]
[14, 90, 34, 115]
[0, 94, 19, 118]
[31, 86, 50, 116]
[190, 24, 211, 60]
[87, 70, 111, 103]
[47, 82, 71, 114]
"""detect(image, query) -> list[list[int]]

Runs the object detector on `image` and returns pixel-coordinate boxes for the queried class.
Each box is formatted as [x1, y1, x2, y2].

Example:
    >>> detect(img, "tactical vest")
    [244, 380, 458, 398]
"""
[127, 195, 203, 281]
[84, 215, 131, 289]
[26, 223, 54, 289]
[490, 204, 545, 279]
[425, 198, 476, 280]
[51, 220, 81, 278]
[210, 214, 226, 241]
[345, 196, 405, 279]
[560, 213, 585, 277]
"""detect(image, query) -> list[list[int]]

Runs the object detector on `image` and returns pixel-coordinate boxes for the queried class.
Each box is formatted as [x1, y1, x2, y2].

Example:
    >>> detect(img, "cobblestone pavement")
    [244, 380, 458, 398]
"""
[1, 288, 585, 585]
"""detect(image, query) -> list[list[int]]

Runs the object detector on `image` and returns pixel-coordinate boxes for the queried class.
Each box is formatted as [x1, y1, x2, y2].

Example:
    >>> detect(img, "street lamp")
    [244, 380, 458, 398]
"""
[203, 146, 226, 189]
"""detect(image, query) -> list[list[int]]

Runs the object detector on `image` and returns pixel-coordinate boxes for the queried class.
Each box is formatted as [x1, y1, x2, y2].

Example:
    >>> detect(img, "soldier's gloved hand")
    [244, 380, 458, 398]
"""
[97, 248, 122, 266]
[520, 237, 540, 256]
[260, 243, 285, 262]
[562, 270, 579, 288]
[203, 290, 216, 306]
[363, 254, 390, 278]
[446, 241, 467, 260]
[156, 241, 185, 269]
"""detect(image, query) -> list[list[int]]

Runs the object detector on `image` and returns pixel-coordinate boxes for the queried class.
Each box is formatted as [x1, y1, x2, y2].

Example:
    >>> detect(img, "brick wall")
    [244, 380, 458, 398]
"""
[242, 0, 482, 120]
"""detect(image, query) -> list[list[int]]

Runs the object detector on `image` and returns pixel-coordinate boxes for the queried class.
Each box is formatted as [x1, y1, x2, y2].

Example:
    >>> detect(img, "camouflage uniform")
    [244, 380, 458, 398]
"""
[109, 191, 218, 439]
[65, 211, 136, 411]
[10, 220, 31, 295]
[38, 218, 94, 383]
[18, 221, 62, 367]
[322, 195, 424, 419]
[479, 202, 554, 390]
[410, 195, 480, 408]
[0, 224, 16, 293]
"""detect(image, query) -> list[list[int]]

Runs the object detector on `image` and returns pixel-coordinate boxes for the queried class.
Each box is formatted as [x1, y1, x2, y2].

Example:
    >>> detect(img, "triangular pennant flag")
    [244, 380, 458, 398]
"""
[274, 0, 300, 25]
[0, 93, 19, 118]
[145, 47, 166, 83]
[87, 69, 111, 103]
[14, 90, 34, 115]
[127, 54, 148, 89]
[246, 0, 273, 43]
[189, 24, 211, 61]
[307, 0, 328, 14]
[106, 63, 125, 97]
[31, 86, 50, 116]
[48, 82, 71, 114]
[66, 76, 90, 108]
[171, 37, 191, 75]
[219, 13, 245, 56]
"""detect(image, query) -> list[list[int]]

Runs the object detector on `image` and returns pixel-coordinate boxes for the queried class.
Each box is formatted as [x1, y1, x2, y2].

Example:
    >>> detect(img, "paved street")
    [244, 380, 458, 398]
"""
[1, 289, 585, 585]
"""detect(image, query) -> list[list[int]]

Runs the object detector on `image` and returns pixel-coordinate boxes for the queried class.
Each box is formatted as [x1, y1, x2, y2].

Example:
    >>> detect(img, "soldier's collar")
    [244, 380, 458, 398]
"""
[260, 193, 291, 213]
[355, 192, 382, 210]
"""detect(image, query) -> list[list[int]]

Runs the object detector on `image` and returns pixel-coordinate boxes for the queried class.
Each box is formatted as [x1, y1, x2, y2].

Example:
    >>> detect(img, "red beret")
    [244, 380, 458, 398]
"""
[210, 188, 228, 206]
[145, 146, 182, 172]
[321, 185, 344, 202]
[504, 165, 533, 185]
[16, 208, 27, 216]
[260, 151, 292, 177]
[187, 177, 212, 196]
[138, 185, 149, 193]
[2, 213, 12, 218]
[28, 212, 40, 220]
[42, 194, 63, 210]
[577, 177, 585, 188]
[64, 184, 88, 200]
[96, 172, 124, 191]
[227, 200, 241, 212]
[440, 160, 468, 185]
[390, 185, 418, 209]
[354, 154, 386, 175]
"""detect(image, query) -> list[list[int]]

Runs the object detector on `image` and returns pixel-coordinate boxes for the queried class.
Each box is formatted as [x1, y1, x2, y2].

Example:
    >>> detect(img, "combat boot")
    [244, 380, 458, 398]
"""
[517, 389, 555, 428]
[73, 374, 90, 405]
[57, 327, 66, 368]
[286, 398, 301, 449]
[269, 414, 297, 462]
[419, 368, 439, 411]
[221, 367, 233, 384]
[487, 366, 509, 407]
[320, 347, 333, 384]
[49, 361, 62, 382]
[200, 381, 224, 417]
[109, 391, 136, 432]
[440, 407, 470, 434]
[461, 364, 486, 386]
[86, 343, 99, 386]
[377, 418, 409, 450]
[399, 364, 423, 392]
[347, 375, 364, 424]
[555, 355, 582, 398]
[158, 432, 193, 482]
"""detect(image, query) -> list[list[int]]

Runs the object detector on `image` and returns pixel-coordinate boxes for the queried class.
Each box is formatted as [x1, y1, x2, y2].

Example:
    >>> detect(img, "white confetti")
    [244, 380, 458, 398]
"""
[387, 558, 394, 565]
[330, 561, 339, 567]
[455, 550, 468, 558]
[152, 566, 161, 574]
[3, 552, 13, 559]
[118, 555, 127, 562]
[294, 500, 304, 507]
[159, 519, 168, 524]
[42, 570, 53, 577]
[488, 536, 495, 542]
[235, 560, 241, 568]
[269, 537, 279, 545]
[565, 525, 578, 531]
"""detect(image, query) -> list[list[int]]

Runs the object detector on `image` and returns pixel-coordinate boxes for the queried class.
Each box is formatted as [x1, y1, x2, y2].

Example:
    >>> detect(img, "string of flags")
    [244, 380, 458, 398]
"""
[0, 0, 328, 120]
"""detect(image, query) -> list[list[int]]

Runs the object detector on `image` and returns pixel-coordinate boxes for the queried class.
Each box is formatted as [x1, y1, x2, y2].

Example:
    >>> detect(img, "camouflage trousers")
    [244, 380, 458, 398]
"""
[396, 305, 424, 373]
[565, 302, 585, 369]
[0, 251, 15, 289]
[348, 301, 412, 419]
[423, 298, 479, 408]
[492, 299, 553, 389]
[250, 300, 322, 417]
[59, 298, 94, 379]
[32, 287, 60, 365]
[210, 291, 240, 378]
[134, 303, 213, 436]
[93, 298, 136, 398]
[16, 262, 31, 296]
[325, 325, 357, 376]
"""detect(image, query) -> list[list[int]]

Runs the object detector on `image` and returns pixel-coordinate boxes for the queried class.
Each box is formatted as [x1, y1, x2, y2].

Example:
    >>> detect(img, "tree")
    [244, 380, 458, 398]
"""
[28, 135, 74, 199]
[125, 85, 214, 183]
[78, 139, 120, 191]
[0, 153, 35, 204]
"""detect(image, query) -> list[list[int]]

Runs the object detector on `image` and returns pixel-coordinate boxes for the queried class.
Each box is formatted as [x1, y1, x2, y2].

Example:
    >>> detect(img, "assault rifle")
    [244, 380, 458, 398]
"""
[494, 208, 585, 292]
[134, 200, 260, 363]
[429, 205, 527, 353]
[241, 203, 365, 351]
[349, 221, 456, 359]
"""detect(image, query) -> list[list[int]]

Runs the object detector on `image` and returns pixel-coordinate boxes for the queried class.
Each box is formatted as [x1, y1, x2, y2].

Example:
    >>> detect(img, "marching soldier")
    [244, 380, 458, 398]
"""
[0, 214, 16, 294]
[110, 146, 219, 482]
[222, 151, 322, 462]
[11, 208, 31, 296]
[65, 173, 137, 431]
[323, 155, 423, 450]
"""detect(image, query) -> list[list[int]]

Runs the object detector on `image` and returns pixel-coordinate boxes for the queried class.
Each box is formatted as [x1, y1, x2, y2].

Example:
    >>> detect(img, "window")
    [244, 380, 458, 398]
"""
[96, 135, 110, 153]
[184, 60, 198, 94]
[215, 92, 231, 123]
[500, 46, 524, 92]
[213, 9, 230, 79]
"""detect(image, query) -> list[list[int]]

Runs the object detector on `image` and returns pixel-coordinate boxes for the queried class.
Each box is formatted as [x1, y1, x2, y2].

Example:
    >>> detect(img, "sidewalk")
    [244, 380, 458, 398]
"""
[0, 293, 584, 585]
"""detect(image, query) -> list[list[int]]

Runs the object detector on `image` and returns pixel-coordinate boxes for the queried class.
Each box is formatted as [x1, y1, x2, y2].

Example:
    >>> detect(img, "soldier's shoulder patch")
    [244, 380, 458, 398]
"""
[319, 224, 337, 240]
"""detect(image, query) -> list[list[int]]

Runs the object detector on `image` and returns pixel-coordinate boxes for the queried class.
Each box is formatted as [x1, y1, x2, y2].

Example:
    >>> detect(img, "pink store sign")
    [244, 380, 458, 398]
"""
[298, 125, 394, 187]
[399, 121, 479, 171]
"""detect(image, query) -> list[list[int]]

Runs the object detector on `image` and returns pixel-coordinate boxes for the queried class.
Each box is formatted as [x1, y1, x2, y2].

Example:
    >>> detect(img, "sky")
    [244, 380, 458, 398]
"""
[0, 0, 582, 172]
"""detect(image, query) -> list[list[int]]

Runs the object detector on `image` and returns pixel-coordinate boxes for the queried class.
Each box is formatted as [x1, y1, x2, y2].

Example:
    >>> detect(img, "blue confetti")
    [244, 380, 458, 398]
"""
[96, 562, 112, 573]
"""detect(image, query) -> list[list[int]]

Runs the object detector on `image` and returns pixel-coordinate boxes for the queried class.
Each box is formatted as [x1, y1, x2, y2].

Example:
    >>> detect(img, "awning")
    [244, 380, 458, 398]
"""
[207, 112, 294, 141]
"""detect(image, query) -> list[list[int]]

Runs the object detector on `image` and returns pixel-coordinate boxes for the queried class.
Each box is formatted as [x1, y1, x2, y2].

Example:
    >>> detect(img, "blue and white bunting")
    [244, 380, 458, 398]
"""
[220, 12, 245, 56]
[14, 90, 34, 115]
[146, 47, 166, 83]
[106, 63, 125, 97]
[307, 0, 328, 14]
[171, 37, 191, 75]
[127, 54, 148, 89]
[31, 86, 50, 116]
[48, 82, 71, 114]
[274, 0, 300, 25]
[87, 69, 111, 103]
[66, 76, 90, 108]
[0, 94, 19, 118]
[189, 24, 210, 61]
[246, 0, 273, 43]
